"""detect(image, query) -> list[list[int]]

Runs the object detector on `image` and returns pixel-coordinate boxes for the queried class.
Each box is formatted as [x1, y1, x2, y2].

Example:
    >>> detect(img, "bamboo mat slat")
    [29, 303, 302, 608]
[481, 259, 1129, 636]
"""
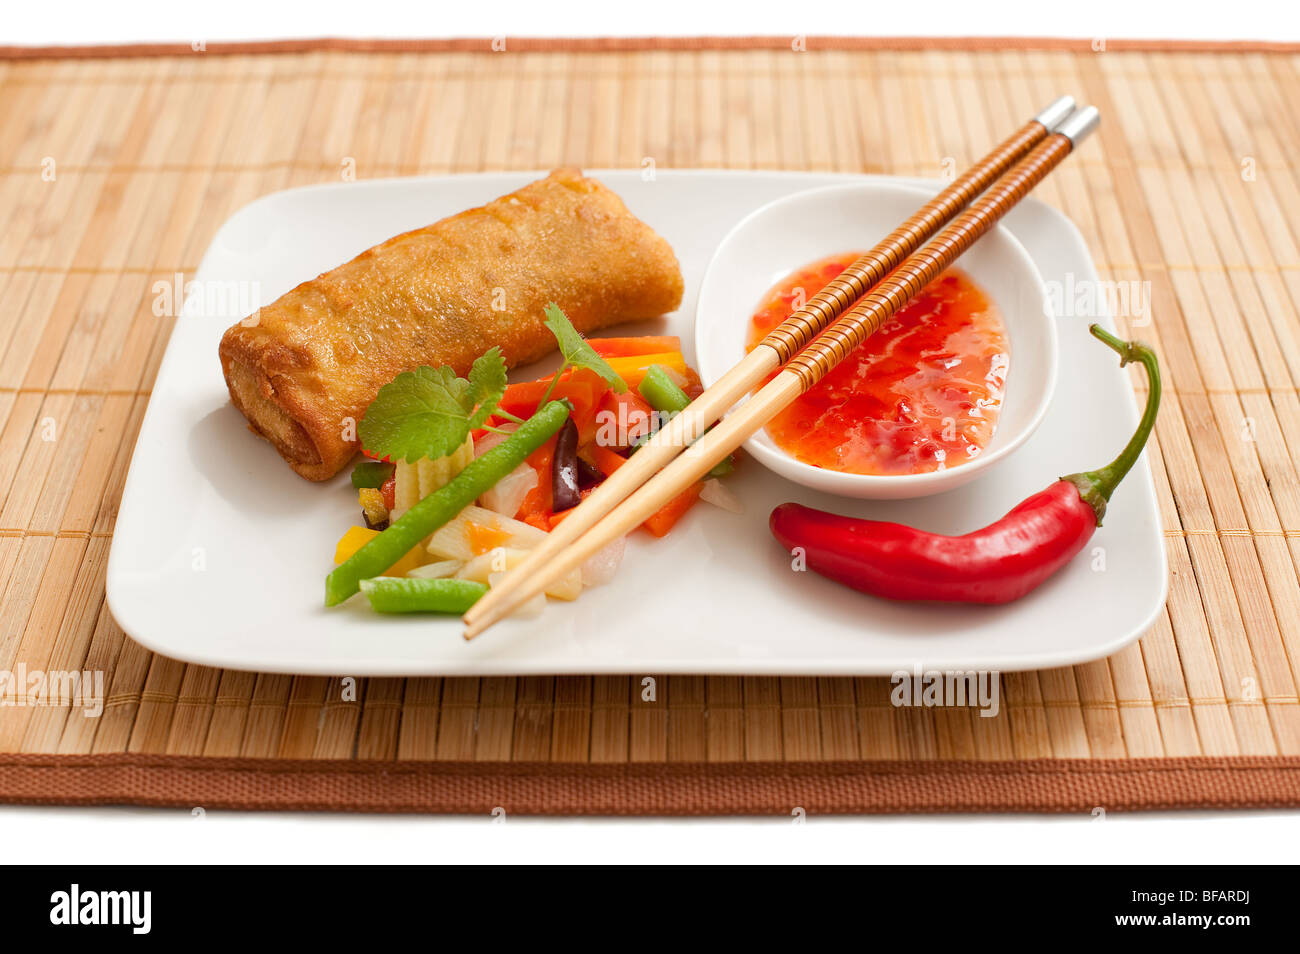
[1, 41, 1299, 812]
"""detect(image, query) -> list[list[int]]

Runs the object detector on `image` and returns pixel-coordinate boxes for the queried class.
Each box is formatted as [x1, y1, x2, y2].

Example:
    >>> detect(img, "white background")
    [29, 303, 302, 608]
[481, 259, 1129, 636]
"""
[3, 0, 1298, 45]
[3, 0, 1298, 864]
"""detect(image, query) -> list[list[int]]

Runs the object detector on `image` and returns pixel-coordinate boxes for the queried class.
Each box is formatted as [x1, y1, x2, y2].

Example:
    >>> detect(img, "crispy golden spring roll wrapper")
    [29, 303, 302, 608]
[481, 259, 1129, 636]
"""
[219, 168, 684, 481]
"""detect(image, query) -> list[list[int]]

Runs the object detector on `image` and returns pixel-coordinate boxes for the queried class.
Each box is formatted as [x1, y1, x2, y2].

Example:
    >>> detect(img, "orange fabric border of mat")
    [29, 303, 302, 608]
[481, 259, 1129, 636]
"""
[0, 754, 1296, 814]
[1, 35, 1298, 60]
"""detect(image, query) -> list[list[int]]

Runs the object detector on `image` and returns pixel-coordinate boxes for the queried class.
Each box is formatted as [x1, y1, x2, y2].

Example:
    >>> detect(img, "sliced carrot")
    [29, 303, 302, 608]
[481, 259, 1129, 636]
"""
[642, 481, 704, 538]
[587, 446, 701, 537]
[465, 519, 513, 556]
[521, 513, 551, 532]
[589, 336, 681, 358]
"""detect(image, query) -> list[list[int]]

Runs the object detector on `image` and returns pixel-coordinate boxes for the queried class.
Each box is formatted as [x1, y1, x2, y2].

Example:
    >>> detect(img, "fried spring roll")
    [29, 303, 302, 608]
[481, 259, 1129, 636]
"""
[219, 168, 684, 481]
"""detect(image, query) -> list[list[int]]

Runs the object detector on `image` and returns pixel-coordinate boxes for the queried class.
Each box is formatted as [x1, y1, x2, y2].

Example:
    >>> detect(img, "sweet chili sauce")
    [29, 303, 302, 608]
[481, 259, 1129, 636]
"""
[745, 253, 1009, 476]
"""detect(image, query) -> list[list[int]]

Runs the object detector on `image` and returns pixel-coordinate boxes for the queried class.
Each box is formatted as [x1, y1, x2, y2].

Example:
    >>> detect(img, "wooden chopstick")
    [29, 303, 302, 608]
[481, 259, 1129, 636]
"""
[462, 97, 1074, 635]
[463, 99, 1085, 639]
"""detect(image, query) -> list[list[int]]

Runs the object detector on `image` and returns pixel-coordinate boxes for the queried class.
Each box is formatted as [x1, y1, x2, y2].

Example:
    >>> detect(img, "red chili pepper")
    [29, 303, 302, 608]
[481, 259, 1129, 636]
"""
[769, 325, 1161, 605]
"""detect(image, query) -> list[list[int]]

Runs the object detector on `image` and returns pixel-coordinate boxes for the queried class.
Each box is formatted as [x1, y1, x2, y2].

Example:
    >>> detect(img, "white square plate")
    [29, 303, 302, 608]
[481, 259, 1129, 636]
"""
[106, 171, 1167, 676]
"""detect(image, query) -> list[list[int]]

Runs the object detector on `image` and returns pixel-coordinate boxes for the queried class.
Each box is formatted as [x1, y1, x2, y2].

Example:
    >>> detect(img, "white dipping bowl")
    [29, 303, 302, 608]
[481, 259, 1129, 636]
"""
[695, 181, 1058, 500]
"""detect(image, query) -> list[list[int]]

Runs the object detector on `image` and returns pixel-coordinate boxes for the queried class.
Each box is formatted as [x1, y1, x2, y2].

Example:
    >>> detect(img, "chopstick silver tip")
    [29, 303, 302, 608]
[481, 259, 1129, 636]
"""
[1055, 105, 1101, 144]
[1035, 96, 1077, 131]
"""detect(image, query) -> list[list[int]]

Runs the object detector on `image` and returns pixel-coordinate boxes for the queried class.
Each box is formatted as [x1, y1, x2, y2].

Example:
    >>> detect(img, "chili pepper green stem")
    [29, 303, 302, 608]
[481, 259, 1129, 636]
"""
[1063, 324, 1162, 526]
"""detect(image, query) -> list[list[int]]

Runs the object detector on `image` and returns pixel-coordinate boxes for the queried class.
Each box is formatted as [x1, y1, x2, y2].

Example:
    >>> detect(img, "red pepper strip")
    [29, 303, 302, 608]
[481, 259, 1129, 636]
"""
[516, 435, 557, 530]
[548, 488, 595, 529]
[499, 369, 599, 414]
[591, 442, 629, 480]
[589, 336, 681, 358]
[597, 388, 657, 448]
[500, 369, 603, 447]
[590, 444, 629, 480]
[680, 365, 703, 399]
[769, 325, 1161, 605]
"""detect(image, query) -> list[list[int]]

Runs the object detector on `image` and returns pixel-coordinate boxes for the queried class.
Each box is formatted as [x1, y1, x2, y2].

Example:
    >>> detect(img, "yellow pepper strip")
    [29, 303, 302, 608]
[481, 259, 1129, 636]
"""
[603, 352, 687, 389]
[334, 526, 376, 564]
[358, 488, 388, 527]
[333, 525, 424, 576]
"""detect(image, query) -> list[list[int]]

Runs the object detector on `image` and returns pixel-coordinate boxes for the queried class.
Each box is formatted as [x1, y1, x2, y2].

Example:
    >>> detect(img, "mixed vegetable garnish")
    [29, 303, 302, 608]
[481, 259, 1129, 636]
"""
[326, 304, 735, 616]
[329, 305, 1159, 622]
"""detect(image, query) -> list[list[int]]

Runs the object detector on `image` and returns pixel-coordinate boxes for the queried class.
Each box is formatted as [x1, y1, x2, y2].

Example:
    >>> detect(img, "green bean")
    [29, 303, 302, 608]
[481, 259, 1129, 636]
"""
[359, 577, 488, 614]
[636, 364, 734, 479]
[637, 364, 690, 414]
[706, 455, 735, 478]
[326, 399, 570, 606]
[351, 459, 395, 489]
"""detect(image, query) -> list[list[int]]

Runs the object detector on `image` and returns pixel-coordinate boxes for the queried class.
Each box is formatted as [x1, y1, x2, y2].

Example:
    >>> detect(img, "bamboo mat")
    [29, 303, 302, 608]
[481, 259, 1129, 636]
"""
[2, 37, 1300, 814]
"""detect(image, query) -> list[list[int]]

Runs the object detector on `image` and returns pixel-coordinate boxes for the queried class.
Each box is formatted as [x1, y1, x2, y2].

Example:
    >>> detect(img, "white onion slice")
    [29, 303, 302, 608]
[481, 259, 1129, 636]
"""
[700, 478, 744, 514]
[427, 505, 548, 562]
[580, 536, 626, 588]
[488, 571, 546, 619]
[406, 559, 463, 580]
[461, 547, 581, 600]
[473, 422, 517, 457]
[479, 462, 538, 520]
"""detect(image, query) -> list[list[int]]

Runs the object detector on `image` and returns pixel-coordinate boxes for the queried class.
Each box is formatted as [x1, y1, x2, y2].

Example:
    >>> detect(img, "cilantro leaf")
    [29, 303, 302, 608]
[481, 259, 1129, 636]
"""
[359, 306, 628, 465]
[543, 303, 627, 393]
[466, 347, 508, 430]
[358, 365, 475, 463]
